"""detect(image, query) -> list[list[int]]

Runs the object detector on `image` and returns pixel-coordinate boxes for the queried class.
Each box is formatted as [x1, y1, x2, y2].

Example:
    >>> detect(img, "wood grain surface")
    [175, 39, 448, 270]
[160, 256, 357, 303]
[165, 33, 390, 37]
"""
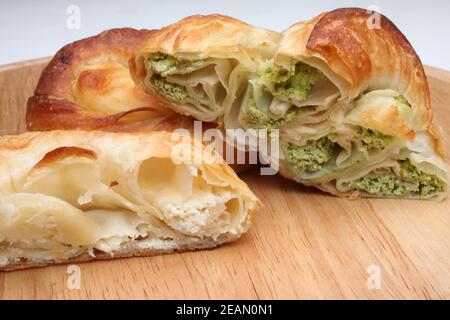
[0, 59, 449, 299]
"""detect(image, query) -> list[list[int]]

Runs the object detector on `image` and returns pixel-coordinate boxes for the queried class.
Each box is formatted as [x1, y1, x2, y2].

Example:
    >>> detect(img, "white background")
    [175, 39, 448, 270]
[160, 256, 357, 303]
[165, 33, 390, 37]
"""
[1, 0, 449, 70]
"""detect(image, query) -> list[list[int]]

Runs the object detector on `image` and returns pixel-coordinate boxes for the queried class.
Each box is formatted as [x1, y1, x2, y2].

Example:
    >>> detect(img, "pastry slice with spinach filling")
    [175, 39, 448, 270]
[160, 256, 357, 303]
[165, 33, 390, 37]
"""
[348, 160, 444, 197]
[358, 126, 393, 151]
[134, 15, 281, 122]
[238, 60, 339, 130]
[143, 53, 234, 121]
[239, 86, 301, 129]
[283, 136, 339, 174]
[260, 61, 320, 102]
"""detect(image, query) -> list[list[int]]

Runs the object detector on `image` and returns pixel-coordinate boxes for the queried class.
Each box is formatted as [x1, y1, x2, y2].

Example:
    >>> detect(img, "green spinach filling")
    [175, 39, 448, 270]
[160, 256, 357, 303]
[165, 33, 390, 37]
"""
[284, 136, 338, 173]
[152, 76, 197, 105]
[146, 53, 207, 76]
[358, 127, 392, 151]
[350, 160, 444, 196]
[261, 62, 320, 101]
[145, 53, 213, 107]
[242, 96, 300, 129]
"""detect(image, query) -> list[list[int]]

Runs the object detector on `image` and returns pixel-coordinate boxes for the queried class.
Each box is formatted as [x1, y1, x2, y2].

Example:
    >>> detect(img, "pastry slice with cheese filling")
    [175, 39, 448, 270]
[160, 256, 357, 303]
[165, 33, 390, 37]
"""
[0, 130, 260, 270]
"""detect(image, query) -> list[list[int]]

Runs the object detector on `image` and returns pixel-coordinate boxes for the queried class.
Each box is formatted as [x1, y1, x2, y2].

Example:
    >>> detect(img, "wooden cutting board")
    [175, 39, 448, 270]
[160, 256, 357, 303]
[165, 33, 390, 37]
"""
[0, 59, 449, 299]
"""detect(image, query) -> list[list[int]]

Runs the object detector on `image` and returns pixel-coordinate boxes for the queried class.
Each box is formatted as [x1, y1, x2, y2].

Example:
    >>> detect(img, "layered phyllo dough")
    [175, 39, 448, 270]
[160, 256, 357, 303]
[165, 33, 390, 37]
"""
[0, 131, 260, 270]
[278, 89, 448, 199]
[25, 9, 449, 200]
[131, 14, 281, 122]
[131, 9, 448, 200]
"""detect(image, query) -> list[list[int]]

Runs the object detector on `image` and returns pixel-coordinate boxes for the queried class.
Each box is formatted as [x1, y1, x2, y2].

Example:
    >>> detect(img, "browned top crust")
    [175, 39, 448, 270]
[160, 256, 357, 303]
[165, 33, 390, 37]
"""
[25, 26, 258, 173]
[27, 28, 178, 132]
[34, 28, 150, 98]
[278, 8, 431, 131]
[135, 14, 280, 66]
[32, 146, 98, 170]
[26, 10, 438, 156]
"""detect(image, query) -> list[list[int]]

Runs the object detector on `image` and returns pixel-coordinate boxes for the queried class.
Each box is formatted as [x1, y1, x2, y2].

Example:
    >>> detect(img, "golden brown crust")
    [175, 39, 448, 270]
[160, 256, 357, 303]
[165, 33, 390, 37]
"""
[130, 14, 281, 103]
[33, 146, 97, 169]
[357, 104, 415, 140]
[28, 94, 182, 131]
[347, 97, 416, 140]
[136, 14, 280, 65]
[33, 28, 152, 99]
[26, 28, 174, 132]
[279, 8, 432, 131]
[25, 27, 252, 173]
